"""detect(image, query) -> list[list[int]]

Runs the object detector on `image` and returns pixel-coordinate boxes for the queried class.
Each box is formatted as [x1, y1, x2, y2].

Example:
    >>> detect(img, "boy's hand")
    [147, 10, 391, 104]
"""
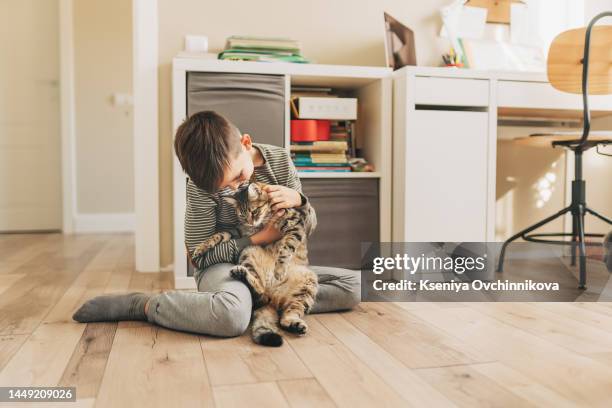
[264, 185, 302, 211]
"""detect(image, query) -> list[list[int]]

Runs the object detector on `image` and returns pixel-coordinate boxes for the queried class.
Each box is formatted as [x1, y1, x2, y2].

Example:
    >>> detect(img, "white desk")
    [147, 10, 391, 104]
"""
[392, 66, 612, 243]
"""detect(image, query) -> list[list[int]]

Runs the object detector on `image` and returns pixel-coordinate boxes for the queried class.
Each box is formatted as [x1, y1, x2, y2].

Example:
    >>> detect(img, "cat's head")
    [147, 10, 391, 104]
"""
[224, 182, 272, 227]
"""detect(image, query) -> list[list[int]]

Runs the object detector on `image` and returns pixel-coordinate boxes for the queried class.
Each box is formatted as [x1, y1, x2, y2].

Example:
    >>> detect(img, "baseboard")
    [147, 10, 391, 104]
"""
[74, 213, 135, 233]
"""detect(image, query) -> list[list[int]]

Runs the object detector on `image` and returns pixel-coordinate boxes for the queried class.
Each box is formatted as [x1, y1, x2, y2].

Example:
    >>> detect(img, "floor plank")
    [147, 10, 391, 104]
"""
[400, 304, 578, 362]
[95, 322, 213, 407]
[213, 382, 289, 408]
[276, 378, 336, 408]
[471, 362, 581, 408]
[58, 322, 117, 399]
[200, 333, 311, 386]
[415, 364, 536, 408]
[0, 236, 106, 335]
[0, 322, 86, 387]
[285, 314, 408, 407]
[0, 274, 25, 295]
[343, 302, 489, 369]
[501, 351, 612, 406]
[538, 302, 612, 334]
[469, 302, 612, 354]
[0, 334, 28, 372]
[316, 313, 454, 407]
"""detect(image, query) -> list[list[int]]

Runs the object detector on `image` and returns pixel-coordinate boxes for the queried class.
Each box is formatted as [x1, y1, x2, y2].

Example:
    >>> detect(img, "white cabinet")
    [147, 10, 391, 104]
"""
[404, 110, 488, 241]
[393, 68, 493, 243]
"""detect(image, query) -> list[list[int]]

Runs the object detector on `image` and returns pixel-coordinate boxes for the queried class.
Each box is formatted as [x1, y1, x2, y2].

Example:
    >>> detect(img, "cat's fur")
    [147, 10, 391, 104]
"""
[194, 182, 318, 347]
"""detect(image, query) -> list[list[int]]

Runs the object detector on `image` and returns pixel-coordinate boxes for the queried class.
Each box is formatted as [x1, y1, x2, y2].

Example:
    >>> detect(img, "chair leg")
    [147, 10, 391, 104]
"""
[585, 207, 612, 225]
[577, 206, 587, 289]
[571, 214, 578, 266]
[497, 206, 571, 273]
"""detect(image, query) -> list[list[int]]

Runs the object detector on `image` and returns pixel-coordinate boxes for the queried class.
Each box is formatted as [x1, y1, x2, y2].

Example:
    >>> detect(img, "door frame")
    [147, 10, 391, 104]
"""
[59, 0, 160, 271]
[59, 0, 76, 234]
[132, 0, 160, 272]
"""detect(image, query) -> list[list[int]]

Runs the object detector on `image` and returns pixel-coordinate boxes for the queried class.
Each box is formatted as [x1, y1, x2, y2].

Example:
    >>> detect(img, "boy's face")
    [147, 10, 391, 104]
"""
[217, 133, 255, 192]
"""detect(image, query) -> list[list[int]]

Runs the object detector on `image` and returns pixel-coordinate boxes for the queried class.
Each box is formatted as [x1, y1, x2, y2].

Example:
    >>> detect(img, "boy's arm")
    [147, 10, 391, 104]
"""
[185, 180, 251, 270]
[281, 151, 317, 235]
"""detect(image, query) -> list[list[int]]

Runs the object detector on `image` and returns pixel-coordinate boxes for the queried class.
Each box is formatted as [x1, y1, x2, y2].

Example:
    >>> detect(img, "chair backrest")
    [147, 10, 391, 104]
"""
[547, 25, 612, 95]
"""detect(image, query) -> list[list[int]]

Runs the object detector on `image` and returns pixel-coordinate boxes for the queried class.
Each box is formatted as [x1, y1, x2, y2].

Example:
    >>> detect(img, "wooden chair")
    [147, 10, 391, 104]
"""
[497, 12, 612, 288]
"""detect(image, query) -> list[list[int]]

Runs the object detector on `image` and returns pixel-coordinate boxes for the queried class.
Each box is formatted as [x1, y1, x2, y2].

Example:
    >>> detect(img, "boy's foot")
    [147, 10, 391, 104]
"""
[72, 292, 150, 322]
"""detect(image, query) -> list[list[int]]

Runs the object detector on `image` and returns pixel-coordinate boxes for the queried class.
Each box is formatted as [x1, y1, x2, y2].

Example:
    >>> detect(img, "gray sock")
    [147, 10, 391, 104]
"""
[72, 292, 150, 322]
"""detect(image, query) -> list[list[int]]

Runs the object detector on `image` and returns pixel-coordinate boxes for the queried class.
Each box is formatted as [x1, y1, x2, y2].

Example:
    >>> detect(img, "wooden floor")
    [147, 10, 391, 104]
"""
[2, 233, 612, 407]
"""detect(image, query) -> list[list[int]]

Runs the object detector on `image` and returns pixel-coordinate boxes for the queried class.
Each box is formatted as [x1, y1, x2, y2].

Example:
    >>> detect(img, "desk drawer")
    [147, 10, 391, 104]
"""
[414, 76, 489, 107]
[497, 80, 583, 110]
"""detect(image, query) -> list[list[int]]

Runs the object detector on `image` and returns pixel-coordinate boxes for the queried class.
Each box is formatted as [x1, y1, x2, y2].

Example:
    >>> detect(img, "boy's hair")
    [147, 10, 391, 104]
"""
[174, 111, 243, 192]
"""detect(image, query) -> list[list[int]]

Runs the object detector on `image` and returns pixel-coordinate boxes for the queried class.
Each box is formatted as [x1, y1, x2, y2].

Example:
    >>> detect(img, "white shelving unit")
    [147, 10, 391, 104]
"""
[172, 58, 392, 289]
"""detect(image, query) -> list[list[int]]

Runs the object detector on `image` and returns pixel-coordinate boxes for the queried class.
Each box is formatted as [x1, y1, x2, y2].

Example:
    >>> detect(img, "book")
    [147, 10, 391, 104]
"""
[297, 167, 351, 172]
[292, 160, 349, 166]
[226, 36, 301, 53]
[297, 166, 352, 170]
[293, 153, 348, 162]
[290, 141, 349, 152]
[293, 160, 349, 166]
[219, 50, 308, 63]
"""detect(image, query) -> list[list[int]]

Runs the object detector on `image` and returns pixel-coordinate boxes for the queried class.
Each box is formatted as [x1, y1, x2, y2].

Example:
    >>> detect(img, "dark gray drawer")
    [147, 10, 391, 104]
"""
[302, 178, 379, 270]
[187, 72, 285, 147]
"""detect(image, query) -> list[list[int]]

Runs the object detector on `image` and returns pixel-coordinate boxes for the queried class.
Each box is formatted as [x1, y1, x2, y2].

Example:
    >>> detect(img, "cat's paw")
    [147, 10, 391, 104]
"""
[280, 317, 308, 335]
[230, 265, 249, 282]
[193, 232, 232, 257]
[192, 242, 209, 258]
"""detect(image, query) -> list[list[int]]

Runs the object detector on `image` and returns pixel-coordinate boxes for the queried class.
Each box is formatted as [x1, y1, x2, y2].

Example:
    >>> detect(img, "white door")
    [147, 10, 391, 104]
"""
[0, 0, 62, 231]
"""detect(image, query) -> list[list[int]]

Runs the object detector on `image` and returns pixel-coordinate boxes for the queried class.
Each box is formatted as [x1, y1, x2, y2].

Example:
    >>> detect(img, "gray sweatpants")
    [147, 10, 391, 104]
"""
[145, 263, 361, 337]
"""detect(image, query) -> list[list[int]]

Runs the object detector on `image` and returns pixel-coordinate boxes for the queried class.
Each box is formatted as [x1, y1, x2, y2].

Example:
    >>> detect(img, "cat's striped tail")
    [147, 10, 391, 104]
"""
[251, 304, 283, 347]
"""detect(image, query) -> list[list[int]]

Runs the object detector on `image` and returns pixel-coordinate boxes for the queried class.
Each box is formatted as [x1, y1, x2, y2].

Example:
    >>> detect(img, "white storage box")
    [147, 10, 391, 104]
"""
[296, 97, 358, 120]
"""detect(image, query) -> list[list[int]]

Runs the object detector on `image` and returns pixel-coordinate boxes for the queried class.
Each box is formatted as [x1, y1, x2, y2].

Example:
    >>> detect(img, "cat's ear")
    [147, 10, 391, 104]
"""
[247, 183, 262, 200]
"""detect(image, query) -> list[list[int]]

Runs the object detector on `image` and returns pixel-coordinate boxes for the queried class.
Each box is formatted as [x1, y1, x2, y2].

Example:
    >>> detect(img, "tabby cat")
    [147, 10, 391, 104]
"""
[193, 182, 318, 347]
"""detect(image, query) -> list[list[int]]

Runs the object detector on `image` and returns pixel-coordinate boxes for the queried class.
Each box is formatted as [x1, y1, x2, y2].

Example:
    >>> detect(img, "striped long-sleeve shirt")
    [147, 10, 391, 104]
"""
[185, 143, 310, 271]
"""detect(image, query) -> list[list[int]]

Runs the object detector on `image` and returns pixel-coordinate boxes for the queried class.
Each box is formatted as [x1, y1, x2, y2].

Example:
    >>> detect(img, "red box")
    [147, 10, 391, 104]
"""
[316, 120, 330, 140]
[291, 120, 317, 142]
[291, 119, 332, 142]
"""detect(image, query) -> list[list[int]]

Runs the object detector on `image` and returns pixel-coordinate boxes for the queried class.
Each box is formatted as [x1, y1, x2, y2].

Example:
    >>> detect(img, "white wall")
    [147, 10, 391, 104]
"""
[585, 0, 612, 21]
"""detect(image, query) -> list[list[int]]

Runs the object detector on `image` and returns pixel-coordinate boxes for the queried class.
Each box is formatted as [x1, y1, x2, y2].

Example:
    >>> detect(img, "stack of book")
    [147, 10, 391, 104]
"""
[290, 141, 351, 172]
[218, 36, 309, 63]
[330, 121, 356, 157]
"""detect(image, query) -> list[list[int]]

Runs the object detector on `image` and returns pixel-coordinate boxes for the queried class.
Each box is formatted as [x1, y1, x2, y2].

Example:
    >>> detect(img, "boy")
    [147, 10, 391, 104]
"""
[73, 111, 361, 337]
